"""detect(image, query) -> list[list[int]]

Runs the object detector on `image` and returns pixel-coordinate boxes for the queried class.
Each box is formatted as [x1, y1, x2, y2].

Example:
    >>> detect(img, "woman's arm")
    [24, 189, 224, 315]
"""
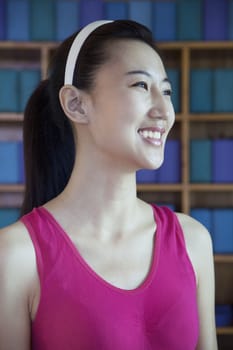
[0, 222, 35, 350]
[176, 213, 218, 350]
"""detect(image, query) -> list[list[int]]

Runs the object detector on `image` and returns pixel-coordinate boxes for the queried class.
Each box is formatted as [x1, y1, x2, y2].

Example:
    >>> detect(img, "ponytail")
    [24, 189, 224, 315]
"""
[21, 79, 75, 215]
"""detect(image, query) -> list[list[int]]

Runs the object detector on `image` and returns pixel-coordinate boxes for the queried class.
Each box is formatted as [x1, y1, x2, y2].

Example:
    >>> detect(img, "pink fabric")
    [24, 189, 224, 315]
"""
[21, 205, 199, 350]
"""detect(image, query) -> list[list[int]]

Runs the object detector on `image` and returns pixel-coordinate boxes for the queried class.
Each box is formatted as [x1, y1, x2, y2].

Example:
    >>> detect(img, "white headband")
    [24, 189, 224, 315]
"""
[64, 20, 113, 85]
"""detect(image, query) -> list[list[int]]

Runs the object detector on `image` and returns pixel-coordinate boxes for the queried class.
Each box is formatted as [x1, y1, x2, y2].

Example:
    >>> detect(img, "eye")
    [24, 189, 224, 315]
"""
[132, 81, 148, 91]
[163, 89, 172, 96]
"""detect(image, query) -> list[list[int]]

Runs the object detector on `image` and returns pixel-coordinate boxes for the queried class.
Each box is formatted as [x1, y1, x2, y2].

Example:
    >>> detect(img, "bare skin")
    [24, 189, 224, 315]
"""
[0, 40, 218, 349]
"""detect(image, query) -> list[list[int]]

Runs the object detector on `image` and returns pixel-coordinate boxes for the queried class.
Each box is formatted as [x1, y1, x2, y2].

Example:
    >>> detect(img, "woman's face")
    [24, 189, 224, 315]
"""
[84, 39, 175, 171]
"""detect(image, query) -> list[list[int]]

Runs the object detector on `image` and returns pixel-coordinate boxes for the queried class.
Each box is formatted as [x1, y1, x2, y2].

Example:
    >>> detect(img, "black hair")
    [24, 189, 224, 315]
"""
[21, 20, 157, 215]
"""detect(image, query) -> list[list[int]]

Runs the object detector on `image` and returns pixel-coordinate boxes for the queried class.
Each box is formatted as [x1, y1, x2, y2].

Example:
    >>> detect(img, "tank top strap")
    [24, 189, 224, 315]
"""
[151, 204, 186, 250]
[151, 204, 196, 285]
[20, 207, 63, 285]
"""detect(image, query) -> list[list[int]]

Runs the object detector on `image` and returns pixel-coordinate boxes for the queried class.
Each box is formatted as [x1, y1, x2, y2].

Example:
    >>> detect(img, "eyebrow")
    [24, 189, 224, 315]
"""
[126, 70, 152, 77]
[125, 70, 171, 85]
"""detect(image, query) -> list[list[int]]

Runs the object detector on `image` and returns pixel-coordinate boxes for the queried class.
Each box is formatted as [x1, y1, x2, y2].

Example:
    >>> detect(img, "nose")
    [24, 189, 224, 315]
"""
[148, 90, 172, 120]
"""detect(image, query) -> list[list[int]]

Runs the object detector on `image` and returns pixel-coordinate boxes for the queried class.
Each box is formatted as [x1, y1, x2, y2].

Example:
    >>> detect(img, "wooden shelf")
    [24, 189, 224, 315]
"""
[137, 183, 233, 192]
[215, 255, 233, 263]
[158, 41, 233, 50]
[189, 113, 233, 122]
[217, 327, 233, 335]
[189, 184, 233, 192]
[0, 184, 24, 192]
[0, 41, 58, 49]
[0, 113, 23, 122]
[137, 184, 183, 192]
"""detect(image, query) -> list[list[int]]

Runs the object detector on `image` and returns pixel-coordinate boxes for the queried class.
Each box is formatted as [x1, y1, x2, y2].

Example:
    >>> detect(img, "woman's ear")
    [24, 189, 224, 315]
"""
[59, 85, 89, 124]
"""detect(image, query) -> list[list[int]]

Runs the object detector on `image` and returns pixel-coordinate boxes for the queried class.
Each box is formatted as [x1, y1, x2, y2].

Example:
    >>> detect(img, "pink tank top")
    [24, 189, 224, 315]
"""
[21, 204, 199, 350]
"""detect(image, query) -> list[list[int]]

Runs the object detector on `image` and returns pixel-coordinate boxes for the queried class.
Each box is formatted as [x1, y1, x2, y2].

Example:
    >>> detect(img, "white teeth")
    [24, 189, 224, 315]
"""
[139, 130, 161, 140]
[154, 131, 161, 139]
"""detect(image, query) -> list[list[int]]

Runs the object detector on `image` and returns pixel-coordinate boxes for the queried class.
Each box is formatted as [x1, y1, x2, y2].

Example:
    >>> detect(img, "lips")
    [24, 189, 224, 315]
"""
[138, 127, 165, 146]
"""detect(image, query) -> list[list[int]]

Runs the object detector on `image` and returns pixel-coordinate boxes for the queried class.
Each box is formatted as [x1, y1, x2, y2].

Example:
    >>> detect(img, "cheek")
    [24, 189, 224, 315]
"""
[167, 101, 176, 130]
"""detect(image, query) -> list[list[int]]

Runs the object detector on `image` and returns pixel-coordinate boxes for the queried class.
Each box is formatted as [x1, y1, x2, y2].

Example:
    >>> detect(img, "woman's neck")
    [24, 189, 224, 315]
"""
[46, 158, 143, 241]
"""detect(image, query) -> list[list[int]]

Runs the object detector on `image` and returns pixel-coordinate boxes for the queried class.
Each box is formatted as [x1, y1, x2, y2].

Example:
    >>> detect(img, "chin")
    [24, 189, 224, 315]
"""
[138, 157, 164, 171]
[148, 153, 165, 169]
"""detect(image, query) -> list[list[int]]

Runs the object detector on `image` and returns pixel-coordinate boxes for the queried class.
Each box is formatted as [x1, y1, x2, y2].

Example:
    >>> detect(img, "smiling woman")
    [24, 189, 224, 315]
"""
[0, 20, 217, 350]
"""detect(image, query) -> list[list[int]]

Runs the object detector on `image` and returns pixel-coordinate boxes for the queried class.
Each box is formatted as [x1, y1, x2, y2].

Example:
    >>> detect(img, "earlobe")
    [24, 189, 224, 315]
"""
[59, 85, 89, 124]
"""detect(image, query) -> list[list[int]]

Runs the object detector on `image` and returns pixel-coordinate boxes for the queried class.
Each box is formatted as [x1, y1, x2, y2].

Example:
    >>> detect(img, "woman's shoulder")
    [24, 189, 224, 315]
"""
[0, 221, 36, 348]
[0, 219, 32, 255]
[0, 219, 37, 294]
[175, 212, 212, 248]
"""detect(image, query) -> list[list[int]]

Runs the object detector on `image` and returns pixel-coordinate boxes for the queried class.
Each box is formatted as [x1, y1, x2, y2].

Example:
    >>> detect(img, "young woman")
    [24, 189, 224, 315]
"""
[0, 20, 217, 350]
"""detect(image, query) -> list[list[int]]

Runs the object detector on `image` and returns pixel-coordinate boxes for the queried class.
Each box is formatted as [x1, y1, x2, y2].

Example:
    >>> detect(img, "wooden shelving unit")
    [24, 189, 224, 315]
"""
[0, 41, 233, 348]
[0, 184, 24, 192]
[217, 327, 233, 335]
